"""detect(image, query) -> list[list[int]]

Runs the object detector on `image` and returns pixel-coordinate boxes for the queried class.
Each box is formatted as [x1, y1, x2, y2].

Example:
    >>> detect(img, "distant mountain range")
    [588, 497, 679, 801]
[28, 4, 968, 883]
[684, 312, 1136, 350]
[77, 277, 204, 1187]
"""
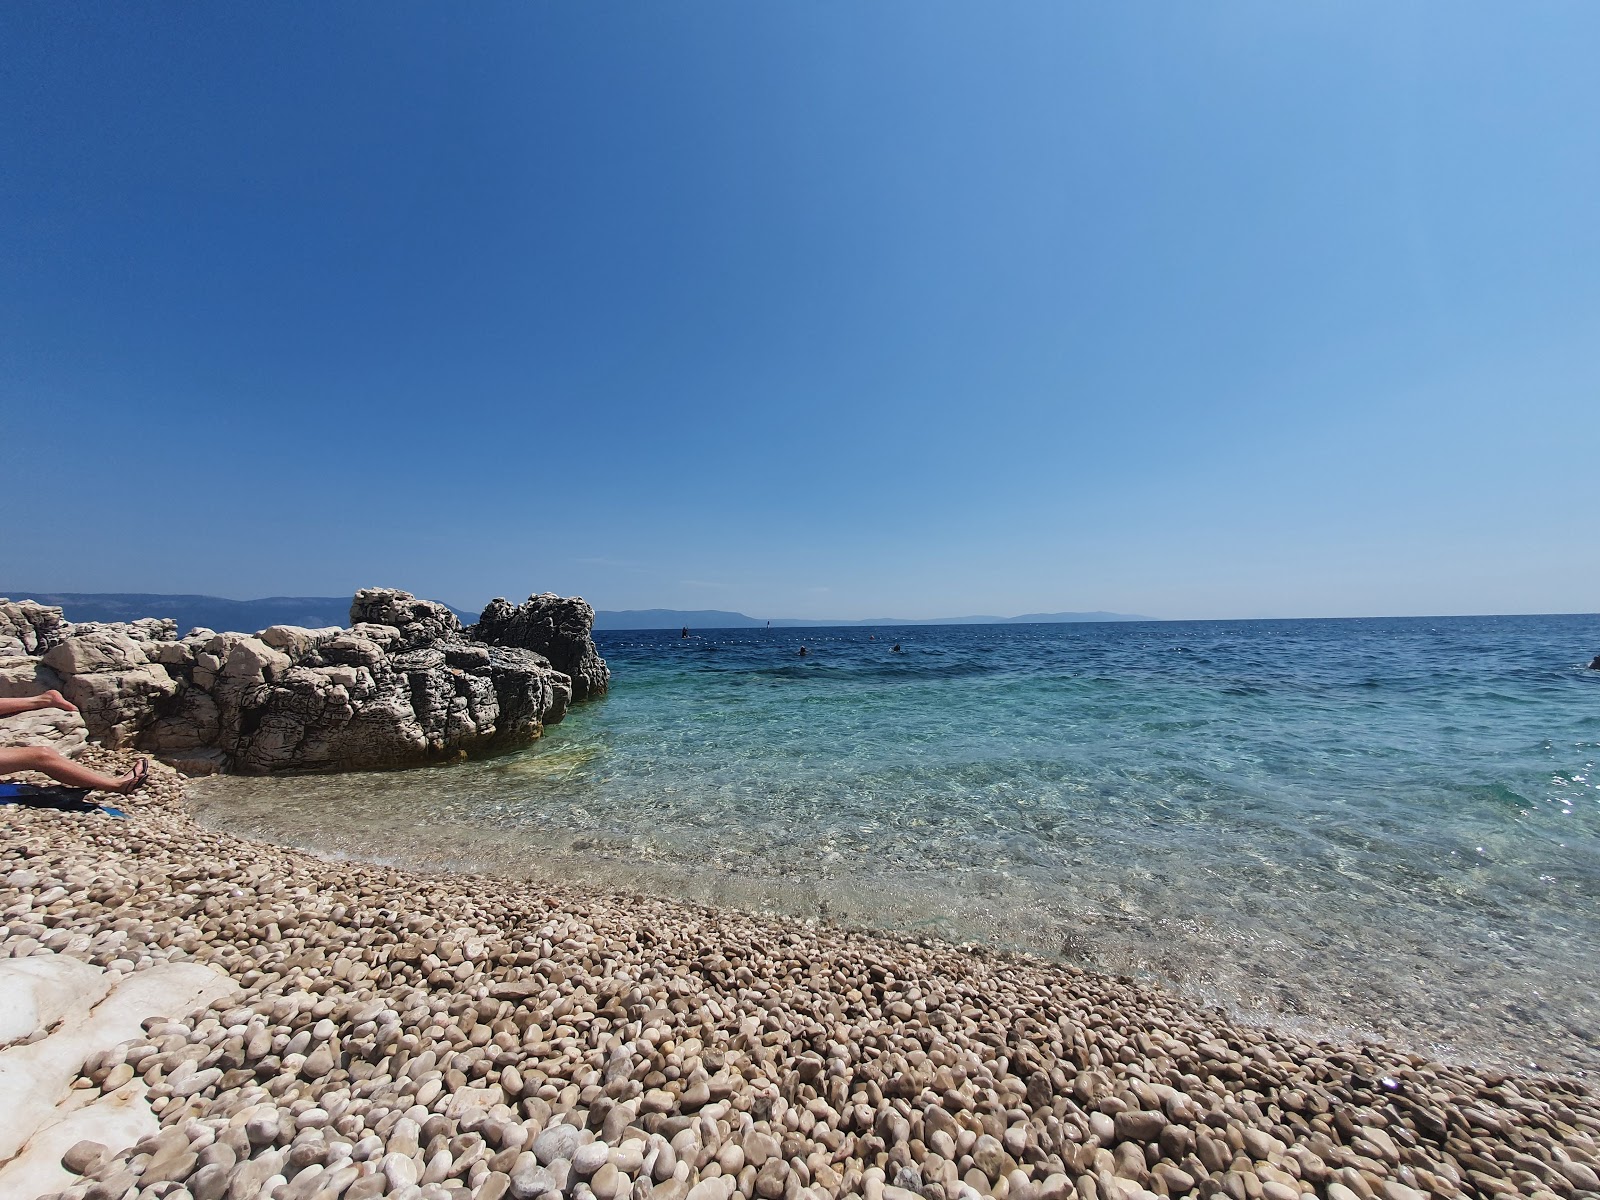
[591, 608, 1150, 629]
[1, 592, 1150, 635]
[0, 592, 474, 634]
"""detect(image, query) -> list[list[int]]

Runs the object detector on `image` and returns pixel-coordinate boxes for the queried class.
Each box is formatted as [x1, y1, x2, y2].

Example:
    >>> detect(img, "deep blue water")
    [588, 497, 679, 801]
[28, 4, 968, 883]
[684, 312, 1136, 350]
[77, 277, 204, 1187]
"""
[194, 615, 1600, 1075]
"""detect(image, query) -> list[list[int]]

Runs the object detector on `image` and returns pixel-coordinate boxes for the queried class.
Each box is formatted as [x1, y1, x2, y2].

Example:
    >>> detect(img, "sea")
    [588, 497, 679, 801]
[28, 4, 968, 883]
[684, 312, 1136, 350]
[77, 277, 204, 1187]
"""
[190, 615, 1600, 1077]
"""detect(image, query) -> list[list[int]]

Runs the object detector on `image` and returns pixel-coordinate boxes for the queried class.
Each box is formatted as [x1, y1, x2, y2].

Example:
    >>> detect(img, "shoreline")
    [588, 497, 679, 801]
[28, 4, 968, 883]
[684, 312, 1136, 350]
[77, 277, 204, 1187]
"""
[3, 751, 1598, 1200]
[180, 811, 1454, 1081]
[185, 768, 1595, 1084]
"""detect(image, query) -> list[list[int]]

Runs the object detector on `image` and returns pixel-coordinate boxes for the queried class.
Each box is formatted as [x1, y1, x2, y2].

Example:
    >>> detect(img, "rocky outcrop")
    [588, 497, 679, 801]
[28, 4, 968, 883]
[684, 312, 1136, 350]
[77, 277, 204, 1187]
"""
[0, 587, 608, 776]
[0, 654, 67, 702]
[0, 706, 89, 759]
[0, 599, 69, 657]
[40, 629, 181, 750]
[0, 639, 86, 756]
[470, 592, 610, 700]
[348, 587, 464, 649]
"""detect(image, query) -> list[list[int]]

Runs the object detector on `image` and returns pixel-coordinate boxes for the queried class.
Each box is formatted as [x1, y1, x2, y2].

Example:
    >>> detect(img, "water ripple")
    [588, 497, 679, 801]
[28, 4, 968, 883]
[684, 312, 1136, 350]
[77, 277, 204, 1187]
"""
[192, 614, 1600, 1076]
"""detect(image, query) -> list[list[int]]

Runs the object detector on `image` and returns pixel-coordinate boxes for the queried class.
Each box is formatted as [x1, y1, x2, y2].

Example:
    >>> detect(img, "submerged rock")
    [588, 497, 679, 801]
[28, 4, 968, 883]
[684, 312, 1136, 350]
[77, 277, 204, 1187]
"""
[0, 586, 606, 775]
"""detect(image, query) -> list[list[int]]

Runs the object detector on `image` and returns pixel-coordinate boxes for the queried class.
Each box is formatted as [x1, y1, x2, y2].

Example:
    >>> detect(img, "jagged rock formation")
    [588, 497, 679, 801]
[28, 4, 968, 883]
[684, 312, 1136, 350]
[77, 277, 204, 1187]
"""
[0, 587, 608, 775]
[41, 626, 182, 751]
[0, 598, 70, 657]
[470, 593, 611, 701]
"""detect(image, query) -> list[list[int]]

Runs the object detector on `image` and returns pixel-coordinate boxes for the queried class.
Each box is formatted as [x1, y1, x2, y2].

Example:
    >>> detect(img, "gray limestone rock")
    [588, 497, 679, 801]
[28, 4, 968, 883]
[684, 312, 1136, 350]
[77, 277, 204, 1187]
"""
[2, 586, 592, 776]
[212, 587, 580, 772]
[470, 593, 610, 700]
[141, 687, 222, 754]
[0, 655, 68, 700]
[258, 624, 340, 656]
[350, 588, 463, 650]
[0, 705, 91, 758]
[41, 628, 150, 676]
[39, 630, 179, 749]
[0, 599, 71, 657]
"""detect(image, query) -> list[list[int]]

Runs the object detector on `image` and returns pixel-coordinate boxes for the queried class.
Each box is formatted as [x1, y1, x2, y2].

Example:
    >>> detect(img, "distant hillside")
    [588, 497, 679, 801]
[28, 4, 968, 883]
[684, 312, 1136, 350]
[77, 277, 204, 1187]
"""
[1003, 611, 1150, 624]
[0, 591, 474, 635]
[595, 608, 1150, 630]
[3, 592, 1148, 635]
[594, 609, 767, 629]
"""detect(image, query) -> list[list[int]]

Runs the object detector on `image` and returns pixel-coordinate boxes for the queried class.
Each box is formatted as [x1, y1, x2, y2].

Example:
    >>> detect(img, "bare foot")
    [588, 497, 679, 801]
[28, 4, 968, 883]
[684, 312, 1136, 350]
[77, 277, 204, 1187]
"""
[43, 689, 77, 713]
[112, 759, 149, 794]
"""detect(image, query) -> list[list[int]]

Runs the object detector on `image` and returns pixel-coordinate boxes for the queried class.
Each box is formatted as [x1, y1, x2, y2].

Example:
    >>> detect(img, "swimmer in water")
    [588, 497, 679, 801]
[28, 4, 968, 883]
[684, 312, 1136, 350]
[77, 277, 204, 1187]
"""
[798, 646, 808, 657]
[891, 643, 902, 652]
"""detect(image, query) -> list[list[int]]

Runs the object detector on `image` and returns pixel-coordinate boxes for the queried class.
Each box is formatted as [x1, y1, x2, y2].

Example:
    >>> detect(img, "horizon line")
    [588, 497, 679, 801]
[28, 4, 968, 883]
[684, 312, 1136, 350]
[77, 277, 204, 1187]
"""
[5, 588, 1597, 630]
[598, 611, 1600, 629]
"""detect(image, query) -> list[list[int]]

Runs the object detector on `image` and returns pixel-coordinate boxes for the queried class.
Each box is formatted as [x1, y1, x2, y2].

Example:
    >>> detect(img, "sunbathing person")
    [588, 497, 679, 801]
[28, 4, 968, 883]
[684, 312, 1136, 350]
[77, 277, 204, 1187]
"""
[0, 691, 149, 793]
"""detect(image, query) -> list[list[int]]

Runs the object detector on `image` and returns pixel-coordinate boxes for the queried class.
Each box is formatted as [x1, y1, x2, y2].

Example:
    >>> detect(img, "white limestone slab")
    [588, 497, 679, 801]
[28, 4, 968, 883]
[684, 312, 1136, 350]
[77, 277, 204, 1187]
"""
[0, 954, 113, 1048]
[0, 1080, 156, 1199]
[0, 948, 236, 1198]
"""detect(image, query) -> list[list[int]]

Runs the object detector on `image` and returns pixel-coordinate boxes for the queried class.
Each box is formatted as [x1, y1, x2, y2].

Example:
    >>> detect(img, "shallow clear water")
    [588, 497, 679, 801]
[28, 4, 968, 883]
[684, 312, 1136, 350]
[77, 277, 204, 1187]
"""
[191, 616, 1600, 1076]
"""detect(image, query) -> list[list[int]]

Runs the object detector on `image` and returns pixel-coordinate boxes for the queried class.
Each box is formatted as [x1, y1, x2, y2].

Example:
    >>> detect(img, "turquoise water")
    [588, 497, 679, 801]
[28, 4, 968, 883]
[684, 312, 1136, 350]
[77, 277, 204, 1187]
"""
[192, 615, 1600, 1076]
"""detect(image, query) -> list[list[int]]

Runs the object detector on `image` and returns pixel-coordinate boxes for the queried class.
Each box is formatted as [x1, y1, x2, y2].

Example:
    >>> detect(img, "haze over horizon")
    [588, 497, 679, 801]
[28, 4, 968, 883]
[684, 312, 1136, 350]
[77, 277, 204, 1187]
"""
[3, 4, 1597, 622]
[2, 588, 1594, 629]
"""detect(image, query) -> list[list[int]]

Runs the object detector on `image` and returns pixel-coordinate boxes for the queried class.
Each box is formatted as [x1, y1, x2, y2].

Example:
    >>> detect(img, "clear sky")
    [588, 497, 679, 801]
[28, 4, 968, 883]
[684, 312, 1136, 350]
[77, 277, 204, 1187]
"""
[2, 4, 1596, 621]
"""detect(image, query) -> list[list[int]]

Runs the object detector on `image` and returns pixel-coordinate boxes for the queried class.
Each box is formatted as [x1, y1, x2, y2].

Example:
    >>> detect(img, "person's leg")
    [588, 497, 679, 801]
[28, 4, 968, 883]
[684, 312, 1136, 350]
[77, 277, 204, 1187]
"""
[0, 746, 147, 793]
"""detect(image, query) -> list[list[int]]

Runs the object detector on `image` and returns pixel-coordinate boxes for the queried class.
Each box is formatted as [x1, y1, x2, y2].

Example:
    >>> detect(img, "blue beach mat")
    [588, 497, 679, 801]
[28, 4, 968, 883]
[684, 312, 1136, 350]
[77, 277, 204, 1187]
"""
[0, 781, 126, 818]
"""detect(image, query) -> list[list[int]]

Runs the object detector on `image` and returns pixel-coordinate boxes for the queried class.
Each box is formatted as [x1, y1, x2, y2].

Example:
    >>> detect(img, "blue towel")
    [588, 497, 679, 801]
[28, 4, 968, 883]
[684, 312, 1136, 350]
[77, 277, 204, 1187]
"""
[0, 781, 126, 817]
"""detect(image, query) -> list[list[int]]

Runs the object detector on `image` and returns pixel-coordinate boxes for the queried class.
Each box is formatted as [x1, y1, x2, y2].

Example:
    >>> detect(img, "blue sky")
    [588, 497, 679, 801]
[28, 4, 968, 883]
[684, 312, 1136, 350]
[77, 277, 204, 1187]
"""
[2, 3, 1596, 620]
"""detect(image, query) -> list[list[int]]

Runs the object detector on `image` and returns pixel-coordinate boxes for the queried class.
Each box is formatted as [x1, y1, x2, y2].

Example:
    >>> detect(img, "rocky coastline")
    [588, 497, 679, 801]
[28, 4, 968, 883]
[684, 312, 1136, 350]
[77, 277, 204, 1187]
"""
[2, 592, 1598, 1200]
[0, 590, 609, 775]
[0, 753, 1597, 1200]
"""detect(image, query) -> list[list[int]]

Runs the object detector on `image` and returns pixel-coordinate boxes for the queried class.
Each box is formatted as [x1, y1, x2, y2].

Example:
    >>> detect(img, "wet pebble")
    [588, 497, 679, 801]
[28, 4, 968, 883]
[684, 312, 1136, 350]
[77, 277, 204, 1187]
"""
[1, 752, 1596, 1200]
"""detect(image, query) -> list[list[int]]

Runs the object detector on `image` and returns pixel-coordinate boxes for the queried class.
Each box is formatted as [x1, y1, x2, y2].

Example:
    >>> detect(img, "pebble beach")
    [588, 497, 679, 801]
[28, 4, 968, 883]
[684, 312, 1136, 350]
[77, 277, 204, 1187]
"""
[3, 750, 1599, 1200]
